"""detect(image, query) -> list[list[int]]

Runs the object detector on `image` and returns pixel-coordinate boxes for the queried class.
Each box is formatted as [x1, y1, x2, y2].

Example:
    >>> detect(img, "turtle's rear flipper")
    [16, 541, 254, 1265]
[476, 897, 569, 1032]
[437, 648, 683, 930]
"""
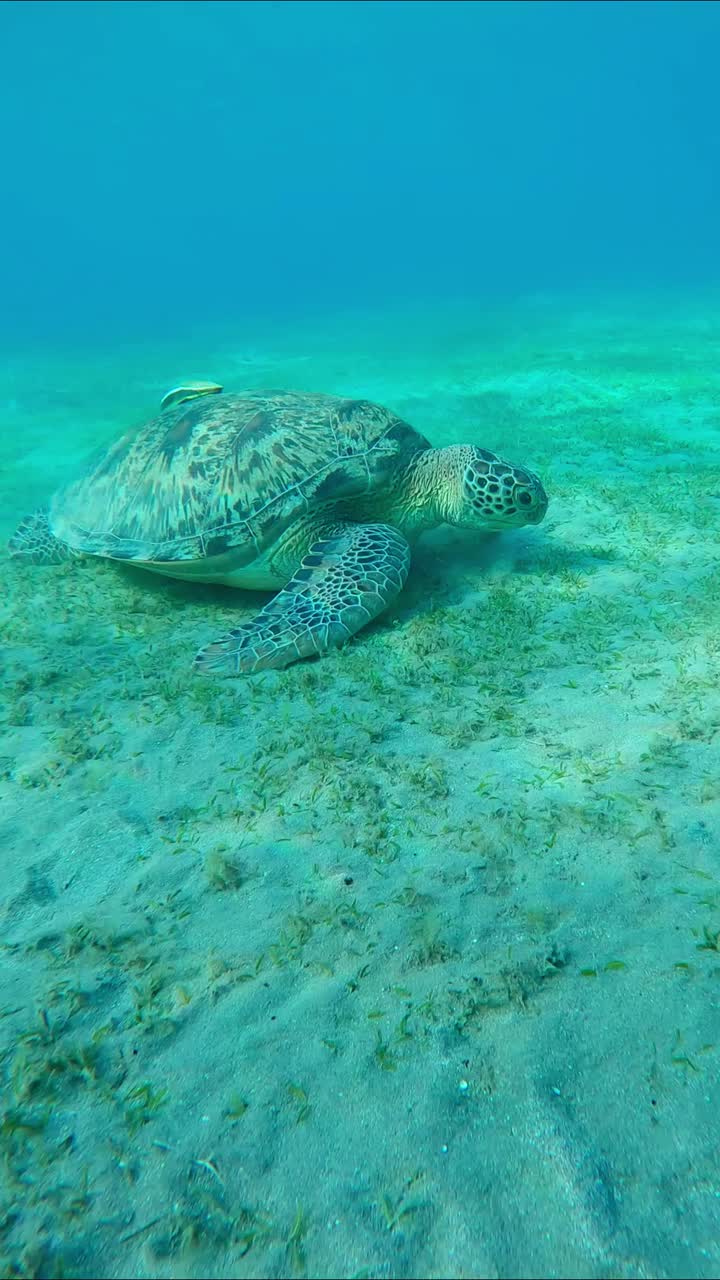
[8, 509, 77, 565]
[194, 523, 411, 676]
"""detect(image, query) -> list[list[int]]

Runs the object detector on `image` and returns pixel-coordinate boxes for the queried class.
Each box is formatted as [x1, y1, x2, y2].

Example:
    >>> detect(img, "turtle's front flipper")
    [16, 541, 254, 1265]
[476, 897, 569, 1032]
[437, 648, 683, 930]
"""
[194, 523, 411, 676]
[8, 509, 78, 565]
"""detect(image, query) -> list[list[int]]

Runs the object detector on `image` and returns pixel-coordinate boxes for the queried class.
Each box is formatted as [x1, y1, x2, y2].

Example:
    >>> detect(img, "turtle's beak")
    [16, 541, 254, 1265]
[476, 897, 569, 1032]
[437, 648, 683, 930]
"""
[528, 489, 549, 523]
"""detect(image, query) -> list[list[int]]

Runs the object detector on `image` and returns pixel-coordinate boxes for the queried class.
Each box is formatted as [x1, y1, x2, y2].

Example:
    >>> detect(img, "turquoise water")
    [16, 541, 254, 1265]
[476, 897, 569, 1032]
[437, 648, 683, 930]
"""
[2, 5, 720, 1279]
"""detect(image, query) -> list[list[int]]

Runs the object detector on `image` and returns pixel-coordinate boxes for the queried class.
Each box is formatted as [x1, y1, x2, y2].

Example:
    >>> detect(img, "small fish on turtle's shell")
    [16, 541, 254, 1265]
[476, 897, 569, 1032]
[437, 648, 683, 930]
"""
[160, 381, 223, 411]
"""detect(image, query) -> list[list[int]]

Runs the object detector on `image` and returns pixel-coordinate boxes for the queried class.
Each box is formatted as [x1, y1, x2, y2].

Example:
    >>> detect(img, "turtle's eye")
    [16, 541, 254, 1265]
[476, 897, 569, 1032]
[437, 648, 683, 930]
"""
[516, 490, 533, 507]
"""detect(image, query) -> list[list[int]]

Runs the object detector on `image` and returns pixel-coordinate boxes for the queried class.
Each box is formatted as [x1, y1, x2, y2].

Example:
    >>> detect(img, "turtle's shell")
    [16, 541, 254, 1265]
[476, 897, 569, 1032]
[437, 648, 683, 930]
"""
[51, 390, 430, 566]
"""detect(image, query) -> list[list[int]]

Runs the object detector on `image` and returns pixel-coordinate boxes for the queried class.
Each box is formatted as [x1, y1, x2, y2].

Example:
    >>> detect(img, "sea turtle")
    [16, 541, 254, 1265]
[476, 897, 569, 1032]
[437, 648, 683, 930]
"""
[9, 385, 548, 675]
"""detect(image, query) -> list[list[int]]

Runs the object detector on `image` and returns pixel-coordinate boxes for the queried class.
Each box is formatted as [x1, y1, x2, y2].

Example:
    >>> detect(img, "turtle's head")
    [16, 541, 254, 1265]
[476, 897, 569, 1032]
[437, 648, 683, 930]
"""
[442, 445, 548, 531]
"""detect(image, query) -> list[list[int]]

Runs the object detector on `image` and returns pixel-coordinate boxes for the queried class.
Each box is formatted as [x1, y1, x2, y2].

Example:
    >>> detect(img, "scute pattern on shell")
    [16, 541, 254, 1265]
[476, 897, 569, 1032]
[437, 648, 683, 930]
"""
[51, 391, 429, 565]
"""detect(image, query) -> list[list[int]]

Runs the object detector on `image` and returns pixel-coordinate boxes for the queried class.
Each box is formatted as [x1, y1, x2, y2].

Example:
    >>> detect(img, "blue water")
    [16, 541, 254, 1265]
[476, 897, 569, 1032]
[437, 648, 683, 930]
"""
[3, 0, 719, 343]
[3, 6, 720, 1280]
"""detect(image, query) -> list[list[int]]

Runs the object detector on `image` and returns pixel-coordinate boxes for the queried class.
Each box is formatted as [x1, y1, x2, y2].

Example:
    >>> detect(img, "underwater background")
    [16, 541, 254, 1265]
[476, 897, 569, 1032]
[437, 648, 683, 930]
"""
[2, 2, 720, 1277]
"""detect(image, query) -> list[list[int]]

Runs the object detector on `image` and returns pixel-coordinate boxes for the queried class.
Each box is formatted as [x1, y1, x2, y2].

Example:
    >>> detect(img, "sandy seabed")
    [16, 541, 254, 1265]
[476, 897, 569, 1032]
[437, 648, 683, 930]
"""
[2, 294, 720, 1280]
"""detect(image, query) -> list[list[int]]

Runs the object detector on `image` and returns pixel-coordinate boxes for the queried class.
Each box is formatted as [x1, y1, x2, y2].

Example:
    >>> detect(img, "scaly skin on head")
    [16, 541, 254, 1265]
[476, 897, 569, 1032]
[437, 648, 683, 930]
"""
[388, 444, 548, 537]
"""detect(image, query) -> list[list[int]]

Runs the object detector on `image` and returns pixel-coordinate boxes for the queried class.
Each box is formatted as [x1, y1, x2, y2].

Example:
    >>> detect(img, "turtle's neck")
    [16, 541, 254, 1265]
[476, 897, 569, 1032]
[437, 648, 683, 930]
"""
[385, 446, 459, 537]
